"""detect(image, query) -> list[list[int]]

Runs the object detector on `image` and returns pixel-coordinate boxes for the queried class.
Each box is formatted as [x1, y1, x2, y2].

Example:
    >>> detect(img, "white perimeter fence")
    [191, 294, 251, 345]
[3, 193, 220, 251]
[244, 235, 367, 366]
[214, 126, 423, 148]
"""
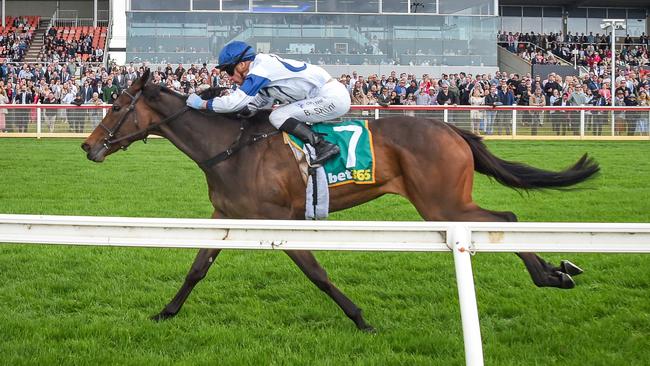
[0, 105, 649, 139]
[1, 214, 650, 366]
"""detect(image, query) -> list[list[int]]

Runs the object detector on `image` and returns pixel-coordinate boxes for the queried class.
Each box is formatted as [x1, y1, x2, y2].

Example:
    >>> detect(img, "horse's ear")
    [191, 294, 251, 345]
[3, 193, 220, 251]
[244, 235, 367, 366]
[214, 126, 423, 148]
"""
[136, 68, 151, 88]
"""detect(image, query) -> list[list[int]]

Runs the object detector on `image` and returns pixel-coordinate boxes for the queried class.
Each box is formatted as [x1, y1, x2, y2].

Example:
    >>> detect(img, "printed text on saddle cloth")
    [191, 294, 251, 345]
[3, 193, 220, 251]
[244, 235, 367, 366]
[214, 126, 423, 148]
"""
[287, 120, 376, 187]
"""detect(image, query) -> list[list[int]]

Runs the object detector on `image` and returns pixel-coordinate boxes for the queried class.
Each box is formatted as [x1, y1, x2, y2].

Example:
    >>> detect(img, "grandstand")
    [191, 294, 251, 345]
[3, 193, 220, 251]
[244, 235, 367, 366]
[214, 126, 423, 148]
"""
[0, 1, 647, 136]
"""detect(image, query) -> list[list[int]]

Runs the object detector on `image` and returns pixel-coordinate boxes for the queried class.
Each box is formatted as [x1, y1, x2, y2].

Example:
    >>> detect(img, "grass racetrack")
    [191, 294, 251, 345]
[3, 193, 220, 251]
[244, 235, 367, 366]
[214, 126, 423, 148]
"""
[0, 138, 649, 365]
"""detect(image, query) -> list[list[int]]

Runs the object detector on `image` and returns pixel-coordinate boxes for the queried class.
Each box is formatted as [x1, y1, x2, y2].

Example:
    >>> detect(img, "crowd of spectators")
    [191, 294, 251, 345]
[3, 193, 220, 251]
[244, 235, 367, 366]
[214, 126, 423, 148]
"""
[0, 59, 649, 135]
[339, 67, 650, 135]
[39, 26, 104, 63]
[0, 16, 35, 62]
[498, 31, 649, 74]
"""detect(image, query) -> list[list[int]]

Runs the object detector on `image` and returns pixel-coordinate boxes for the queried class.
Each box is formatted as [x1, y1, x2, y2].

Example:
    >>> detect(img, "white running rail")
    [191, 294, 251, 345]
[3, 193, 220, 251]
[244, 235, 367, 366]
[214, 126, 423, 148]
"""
[2, 214, 650, 366]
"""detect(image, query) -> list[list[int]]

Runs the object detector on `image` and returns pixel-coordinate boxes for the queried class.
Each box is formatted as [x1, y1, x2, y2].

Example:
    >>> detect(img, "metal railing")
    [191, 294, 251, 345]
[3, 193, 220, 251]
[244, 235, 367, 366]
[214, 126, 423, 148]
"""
[53, 9, 109, 27]
[1, 214, 649, 366]
[348, 105, 650, 139]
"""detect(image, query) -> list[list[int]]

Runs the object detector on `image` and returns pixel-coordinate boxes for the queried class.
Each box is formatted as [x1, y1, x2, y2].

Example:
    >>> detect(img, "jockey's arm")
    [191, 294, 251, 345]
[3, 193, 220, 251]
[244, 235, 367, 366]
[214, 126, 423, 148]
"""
[188, 74, 270, 113]
[205, 88, 254, 112]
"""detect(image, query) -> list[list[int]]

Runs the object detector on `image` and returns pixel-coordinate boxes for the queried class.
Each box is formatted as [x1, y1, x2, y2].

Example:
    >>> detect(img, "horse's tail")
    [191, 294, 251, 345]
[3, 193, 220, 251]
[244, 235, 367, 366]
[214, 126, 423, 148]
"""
[447, 125, 600, 190]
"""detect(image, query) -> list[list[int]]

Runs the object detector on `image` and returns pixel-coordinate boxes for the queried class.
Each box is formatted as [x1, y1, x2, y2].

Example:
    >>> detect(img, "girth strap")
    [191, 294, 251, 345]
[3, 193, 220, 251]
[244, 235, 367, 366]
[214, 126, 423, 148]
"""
[200, 130, 280, 168]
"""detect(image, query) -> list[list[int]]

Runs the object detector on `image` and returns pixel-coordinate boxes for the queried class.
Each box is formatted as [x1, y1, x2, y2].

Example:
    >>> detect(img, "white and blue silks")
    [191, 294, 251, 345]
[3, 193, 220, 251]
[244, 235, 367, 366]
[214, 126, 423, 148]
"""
[204, 54, 351, 128]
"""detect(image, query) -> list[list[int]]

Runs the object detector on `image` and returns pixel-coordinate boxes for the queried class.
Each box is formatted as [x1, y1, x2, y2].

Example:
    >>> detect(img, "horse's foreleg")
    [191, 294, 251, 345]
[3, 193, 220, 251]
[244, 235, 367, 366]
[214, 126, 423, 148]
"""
[151, 248, 222, 321]
[285, 250, 375, 332]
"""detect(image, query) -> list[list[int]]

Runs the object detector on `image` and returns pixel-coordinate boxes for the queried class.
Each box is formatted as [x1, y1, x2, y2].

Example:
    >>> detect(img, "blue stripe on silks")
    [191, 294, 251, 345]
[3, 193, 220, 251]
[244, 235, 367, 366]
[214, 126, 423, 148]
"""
[206, 99, 214, 110]
[239, 75, 271, 96]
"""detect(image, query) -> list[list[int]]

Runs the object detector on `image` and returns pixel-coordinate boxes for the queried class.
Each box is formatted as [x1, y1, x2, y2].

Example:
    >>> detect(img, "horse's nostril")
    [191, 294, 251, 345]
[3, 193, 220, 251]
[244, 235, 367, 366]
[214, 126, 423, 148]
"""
[81, 143, 91, 153]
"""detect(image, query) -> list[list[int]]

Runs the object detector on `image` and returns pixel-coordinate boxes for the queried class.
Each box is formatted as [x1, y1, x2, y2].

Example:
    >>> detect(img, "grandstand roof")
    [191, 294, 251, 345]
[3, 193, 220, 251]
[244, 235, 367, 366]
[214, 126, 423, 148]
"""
[500, 0, 649, 8]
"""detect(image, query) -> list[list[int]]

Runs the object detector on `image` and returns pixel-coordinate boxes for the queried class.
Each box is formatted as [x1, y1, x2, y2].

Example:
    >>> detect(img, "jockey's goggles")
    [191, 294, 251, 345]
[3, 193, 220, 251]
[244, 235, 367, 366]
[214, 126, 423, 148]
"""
[219, 46, 252, 77]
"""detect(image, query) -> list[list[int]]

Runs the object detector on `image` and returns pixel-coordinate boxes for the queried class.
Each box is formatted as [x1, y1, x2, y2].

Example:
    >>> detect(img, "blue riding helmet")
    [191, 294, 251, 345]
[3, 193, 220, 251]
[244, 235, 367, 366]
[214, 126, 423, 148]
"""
[217, 41, 256, 76]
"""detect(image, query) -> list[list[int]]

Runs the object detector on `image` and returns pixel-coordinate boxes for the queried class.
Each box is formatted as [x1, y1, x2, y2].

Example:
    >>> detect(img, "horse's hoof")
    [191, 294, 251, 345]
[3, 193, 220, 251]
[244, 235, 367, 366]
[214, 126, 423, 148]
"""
[556, 271, 576, 289]
[150, 311, 175, 322]
[560, 260, 584, 276]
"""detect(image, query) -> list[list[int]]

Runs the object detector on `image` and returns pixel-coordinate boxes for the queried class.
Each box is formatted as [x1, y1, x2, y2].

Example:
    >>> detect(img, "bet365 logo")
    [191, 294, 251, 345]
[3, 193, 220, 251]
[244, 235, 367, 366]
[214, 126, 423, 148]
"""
[328, 169, 371, 184]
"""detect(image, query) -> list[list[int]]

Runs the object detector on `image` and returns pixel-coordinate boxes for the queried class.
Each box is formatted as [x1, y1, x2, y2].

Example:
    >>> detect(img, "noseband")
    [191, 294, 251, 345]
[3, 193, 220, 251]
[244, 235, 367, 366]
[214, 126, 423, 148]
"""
[98, 89, 189, 151]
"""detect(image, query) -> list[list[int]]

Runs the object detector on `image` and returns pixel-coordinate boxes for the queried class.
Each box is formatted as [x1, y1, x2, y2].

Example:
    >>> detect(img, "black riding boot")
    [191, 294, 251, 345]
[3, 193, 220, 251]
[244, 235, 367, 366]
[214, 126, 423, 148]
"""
[279, 118, 340, 166]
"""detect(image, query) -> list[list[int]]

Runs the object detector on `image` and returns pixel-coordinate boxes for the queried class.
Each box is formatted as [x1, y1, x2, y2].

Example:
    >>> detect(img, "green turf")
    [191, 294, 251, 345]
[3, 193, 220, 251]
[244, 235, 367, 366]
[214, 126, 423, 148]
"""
[0, 138, 649, 365]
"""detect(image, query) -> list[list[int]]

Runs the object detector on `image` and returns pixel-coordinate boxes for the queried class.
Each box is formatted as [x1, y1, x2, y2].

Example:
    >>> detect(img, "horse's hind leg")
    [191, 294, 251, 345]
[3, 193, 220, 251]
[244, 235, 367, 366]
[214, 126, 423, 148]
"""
[285, 250, 374, 332]
[151, 248, 222, 321]
[476, 210, 581, 288]
[416, 202, 578, 289]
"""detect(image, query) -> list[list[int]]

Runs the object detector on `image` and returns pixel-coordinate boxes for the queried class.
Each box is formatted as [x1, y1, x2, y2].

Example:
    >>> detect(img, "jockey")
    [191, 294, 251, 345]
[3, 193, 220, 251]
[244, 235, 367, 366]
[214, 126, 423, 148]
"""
[186, 41, 350, 166]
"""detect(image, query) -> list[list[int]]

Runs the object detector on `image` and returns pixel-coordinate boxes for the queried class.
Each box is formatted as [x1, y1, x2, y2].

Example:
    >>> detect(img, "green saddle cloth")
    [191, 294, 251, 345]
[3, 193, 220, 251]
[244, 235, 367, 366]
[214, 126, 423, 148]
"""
[288, 120, 376, 187]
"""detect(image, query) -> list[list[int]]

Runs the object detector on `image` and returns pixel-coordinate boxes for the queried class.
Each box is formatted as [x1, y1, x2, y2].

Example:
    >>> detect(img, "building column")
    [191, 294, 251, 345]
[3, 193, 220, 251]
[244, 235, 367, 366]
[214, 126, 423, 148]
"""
[562, 7, 568, 36]
[94, 0, 98, 27]
[2, 0, 5, 28]
[108, 0, 127, 65]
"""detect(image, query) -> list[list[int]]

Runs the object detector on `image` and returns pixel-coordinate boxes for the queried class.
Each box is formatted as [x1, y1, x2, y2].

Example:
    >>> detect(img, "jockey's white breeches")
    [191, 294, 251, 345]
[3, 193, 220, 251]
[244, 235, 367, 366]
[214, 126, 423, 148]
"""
[268, 80, 351, 128]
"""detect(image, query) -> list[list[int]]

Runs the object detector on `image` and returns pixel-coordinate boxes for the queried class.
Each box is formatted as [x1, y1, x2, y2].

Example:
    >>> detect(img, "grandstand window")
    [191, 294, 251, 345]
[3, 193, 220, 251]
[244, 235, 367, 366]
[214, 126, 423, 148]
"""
[223, 0, 250, 10]
[501, 17, 522, 33]
[131, 0, 191, 10]
[567, 8, 587, 34]
[193, 0, 220, 10]
[381, 0, 408, 13]
[606, 8, 626, 19]
[626, 9, 647, 37]
[542, 7, 562, 18]
[586, 8, 606, 35]
[440, 0, 493, 16]
[252, 0, 316, 12]
[542, 17, 562, 34]
[542, 7, 562, 34]
[316, 0, 379, 13]
[501, 6, 521, 17]
[522, 7, 542, 34]
[409, 0, 436, 14]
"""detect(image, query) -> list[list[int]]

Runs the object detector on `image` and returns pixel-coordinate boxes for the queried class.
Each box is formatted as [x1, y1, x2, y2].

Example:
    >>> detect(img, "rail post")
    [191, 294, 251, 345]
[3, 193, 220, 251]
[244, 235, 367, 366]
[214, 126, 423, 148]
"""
[444, 108, 448, 123]
[512, 109, 517, 137]
[448, 224, 484, 366]
[36, 107, 42, 139]
[580, 110, 585, 137]
[374, 107, 379, 120]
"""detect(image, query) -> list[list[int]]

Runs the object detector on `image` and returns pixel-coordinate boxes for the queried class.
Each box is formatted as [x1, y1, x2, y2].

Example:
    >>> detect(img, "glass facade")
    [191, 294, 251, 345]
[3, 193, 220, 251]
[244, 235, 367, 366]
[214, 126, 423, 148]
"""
[130, 0, 495, 14]
[500, 6, 648, 38]
[126, 9, 498, 66]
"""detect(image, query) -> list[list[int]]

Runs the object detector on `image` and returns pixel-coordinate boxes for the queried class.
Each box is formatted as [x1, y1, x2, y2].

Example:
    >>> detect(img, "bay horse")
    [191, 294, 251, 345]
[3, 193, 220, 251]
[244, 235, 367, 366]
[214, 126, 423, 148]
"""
[81, 70, 598, 331]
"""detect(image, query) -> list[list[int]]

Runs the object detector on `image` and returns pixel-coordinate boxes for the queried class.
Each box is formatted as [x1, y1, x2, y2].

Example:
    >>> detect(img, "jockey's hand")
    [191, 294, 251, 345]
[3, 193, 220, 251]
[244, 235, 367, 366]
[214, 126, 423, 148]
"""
[186, 93, 206, 110]
[237, 106, 257, 119]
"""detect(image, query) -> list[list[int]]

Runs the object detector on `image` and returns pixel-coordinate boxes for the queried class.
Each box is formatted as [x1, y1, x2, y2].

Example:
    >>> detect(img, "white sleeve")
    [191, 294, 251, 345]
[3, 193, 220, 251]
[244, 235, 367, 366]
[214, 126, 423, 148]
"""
[248, 94, 275, 111]
[207, 88, 255, 113]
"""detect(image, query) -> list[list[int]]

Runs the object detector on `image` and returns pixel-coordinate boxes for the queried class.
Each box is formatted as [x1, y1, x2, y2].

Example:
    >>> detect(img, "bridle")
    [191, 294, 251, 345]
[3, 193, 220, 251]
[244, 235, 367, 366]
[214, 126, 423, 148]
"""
[98, 89, 189, 152]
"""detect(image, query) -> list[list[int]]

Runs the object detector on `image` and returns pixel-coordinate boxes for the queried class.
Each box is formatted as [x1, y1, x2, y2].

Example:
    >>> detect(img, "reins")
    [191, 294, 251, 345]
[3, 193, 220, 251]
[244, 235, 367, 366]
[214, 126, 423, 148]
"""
[101, 87, 279, 167]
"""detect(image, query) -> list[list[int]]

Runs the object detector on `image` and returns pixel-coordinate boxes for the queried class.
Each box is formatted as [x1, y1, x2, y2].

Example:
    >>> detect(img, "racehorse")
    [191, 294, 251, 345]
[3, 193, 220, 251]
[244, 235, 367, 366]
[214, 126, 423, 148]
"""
[81, 70, 599, 332]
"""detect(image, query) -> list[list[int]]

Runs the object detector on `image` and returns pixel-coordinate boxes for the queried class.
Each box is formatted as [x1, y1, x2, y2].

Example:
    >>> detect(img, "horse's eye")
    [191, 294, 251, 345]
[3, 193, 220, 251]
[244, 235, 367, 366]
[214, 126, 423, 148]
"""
[113, 105, 121, 112]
